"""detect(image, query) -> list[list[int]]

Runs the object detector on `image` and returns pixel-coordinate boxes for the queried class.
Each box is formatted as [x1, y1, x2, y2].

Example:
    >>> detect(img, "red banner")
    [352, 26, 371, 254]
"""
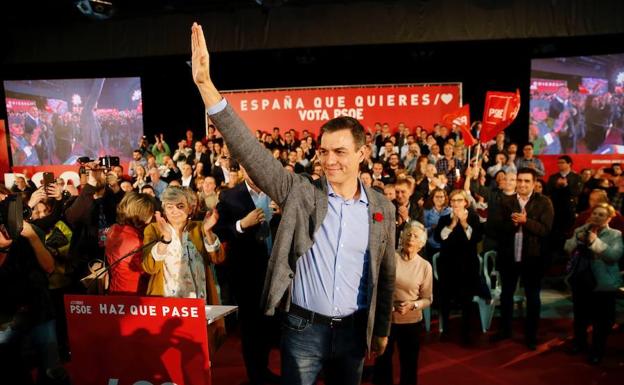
[530, 78, 567, 94]
[481, 90, 521, 143]
[65, 295, 211, 385]
[442, 104, 475, 146]
[221, 83, 462, 136]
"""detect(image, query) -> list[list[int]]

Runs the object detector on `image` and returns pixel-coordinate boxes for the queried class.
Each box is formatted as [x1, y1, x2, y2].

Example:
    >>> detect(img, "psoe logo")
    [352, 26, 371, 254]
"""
[488, 108, 504, 119]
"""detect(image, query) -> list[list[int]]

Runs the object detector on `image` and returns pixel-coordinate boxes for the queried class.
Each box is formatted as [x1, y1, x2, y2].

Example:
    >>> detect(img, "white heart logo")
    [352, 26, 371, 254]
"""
[440, 93, 453, 104]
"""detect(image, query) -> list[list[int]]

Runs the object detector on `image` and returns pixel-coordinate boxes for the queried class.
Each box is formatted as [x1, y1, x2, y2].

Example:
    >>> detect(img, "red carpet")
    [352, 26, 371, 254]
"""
[211, 318, 624, 385]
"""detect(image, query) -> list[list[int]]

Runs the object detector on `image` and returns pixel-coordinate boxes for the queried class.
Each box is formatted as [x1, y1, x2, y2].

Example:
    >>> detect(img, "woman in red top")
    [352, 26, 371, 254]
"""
[106, 192, 156, 295]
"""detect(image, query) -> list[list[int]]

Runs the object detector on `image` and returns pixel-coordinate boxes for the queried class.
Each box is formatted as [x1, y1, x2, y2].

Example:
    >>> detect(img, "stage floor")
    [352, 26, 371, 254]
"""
[212, 288, 624, 385]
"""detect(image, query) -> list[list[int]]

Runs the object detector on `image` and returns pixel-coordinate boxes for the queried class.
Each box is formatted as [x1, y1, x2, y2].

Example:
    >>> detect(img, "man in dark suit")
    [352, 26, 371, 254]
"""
[211, 154, 230, 186]
[192, 22, 395, 385]
[548, 86, 569, 121]
[491, 168, 554, 350]
[188, 140, 211, 176]
[214, 166, 279, 385]
[545, 155, 582, 264]
[394, 179, 422, 247]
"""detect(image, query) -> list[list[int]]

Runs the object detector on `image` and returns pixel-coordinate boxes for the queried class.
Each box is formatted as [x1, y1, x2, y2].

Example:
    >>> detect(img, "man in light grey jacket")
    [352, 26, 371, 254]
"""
[191, 23, 396, 385]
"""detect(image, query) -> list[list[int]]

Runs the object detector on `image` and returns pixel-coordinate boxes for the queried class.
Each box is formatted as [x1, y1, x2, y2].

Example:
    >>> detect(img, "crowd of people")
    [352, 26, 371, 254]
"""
[1, 109, 622, 383]
[7, 104, 142, 166]
[1, 25, 623, 385]
[529, 86, 624, 154]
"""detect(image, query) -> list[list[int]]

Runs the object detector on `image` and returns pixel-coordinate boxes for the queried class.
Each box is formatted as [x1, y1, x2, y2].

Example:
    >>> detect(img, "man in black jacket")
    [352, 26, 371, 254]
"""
[491, 168, 554, 350]
[213, 167, 279, 385]
[545, 155, 582, 265]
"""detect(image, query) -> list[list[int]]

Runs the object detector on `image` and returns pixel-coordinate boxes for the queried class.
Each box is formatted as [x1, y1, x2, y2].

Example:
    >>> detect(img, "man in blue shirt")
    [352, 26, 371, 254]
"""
[191, 23, 396, 385]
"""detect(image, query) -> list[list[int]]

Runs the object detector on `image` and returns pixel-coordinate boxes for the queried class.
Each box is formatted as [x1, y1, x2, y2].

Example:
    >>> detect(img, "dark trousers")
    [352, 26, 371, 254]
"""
[572, 288, 616, 358]
[439, 287, 474, 338]
[239, 306, 279, 384]
[373, 322, 422, 385]
[499, 263, 542, 342]
[280, 312, 367, 385]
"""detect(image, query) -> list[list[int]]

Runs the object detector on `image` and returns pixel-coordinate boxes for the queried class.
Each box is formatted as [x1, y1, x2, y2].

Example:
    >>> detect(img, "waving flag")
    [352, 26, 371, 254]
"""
[442, 104, 475, 146]
[481, 89, 520, 142]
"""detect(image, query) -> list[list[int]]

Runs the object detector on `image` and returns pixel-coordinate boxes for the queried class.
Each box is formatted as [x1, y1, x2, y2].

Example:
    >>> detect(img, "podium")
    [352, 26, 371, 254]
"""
[206, 305, 237, 325]
[64, 295, 237, 385]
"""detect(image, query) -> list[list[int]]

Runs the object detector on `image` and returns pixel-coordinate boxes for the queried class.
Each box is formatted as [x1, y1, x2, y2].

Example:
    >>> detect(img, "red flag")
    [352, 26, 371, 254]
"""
[442, 104, 475, 146]
[481, 89, 521, 142]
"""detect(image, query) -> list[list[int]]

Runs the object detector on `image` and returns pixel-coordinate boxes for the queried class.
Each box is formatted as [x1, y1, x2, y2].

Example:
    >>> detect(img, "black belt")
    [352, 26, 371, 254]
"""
[288, 303, 364, 328]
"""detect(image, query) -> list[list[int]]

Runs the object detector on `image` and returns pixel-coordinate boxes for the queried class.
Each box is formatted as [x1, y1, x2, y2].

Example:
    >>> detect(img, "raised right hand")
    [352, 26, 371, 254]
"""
[154, 211, 173, 242]
[191, 23, 212, 87]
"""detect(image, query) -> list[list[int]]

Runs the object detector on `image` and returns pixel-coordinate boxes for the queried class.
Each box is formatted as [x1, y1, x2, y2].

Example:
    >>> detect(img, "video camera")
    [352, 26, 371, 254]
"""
[78, 155, 120, 175]
[0, 194, 31, 241]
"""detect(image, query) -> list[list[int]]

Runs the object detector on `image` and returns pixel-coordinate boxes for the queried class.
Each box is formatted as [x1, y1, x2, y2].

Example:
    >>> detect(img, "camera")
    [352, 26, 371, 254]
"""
[78, 155, 120, 174]
[0, 194, 31, 241]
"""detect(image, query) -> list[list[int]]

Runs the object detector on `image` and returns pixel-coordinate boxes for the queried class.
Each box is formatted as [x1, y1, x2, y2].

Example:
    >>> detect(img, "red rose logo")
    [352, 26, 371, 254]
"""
[373, 212, 384, 222]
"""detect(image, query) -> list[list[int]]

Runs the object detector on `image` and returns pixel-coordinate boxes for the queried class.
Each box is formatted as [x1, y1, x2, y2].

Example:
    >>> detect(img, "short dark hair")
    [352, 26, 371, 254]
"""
[140, 185, 155, 193]
[558, 155, 572, 164]
[517, 167, 538, 181]
[523, 143, 534, 149]
[319, 116, 366, 149]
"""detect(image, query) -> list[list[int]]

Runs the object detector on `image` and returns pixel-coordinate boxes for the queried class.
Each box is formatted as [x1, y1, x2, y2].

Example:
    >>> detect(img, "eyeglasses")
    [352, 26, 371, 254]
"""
[450, 198, 465, 203]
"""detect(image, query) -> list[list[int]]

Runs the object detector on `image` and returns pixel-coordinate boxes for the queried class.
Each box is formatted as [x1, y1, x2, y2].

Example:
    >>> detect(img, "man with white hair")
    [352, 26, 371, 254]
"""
[148, 168, 168, 198]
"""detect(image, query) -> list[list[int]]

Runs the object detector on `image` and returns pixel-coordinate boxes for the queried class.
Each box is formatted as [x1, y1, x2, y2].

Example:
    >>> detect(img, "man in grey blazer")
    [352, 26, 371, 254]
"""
[191, 23, 396, 385]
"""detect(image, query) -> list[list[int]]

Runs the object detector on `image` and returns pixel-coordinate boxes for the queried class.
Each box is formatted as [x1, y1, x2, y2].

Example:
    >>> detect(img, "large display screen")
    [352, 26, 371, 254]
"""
[4, 77, 143, 166]
[530, 54, 624, 155]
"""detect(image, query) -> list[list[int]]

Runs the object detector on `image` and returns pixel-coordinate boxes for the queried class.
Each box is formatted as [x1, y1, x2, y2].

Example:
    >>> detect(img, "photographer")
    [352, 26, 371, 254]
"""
[64, 160, 124, 287]
[27, 183, 69, 234]
[564, 203, 623, 364]
[0, 187, 67, 383]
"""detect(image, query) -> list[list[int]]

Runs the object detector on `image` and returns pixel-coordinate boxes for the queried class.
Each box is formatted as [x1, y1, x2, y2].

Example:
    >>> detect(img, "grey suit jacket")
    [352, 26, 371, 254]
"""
[210, 105, 396, 346]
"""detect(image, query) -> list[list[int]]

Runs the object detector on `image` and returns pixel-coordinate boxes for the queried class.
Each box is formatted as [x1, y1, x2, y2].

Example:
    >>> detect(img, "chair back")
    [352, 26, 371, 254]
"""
[432, 252, 440, 281]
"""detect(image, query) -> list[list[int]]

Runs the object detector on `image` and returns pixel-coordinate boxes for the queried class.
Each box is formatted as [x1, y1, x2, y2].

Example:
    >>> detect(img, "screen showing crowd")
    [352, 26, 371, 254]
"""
[4, 77, 144, 166]
[529, 53, 624, 155]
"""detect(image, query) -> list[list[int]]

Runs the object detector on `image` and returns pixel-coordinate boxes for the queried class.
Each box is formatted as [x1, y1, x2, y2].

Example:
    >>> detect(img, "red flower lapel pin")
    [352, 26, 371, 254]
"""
[373, 212, 384, 222]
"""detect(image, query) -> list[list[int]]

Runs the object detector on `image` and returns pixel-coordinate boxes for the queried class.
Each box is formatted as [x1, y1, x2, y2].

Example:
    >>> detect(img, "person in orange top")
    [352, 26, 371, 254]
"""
[105, 192, 155, 295]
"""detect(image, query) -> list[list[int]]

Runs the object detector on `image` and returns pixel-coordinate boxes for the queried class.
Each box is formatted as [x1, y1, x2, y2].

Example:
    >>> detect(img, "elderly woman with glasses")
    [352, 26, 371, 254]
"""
[373, 221, 432, 385]
[142, 186, 226, 350]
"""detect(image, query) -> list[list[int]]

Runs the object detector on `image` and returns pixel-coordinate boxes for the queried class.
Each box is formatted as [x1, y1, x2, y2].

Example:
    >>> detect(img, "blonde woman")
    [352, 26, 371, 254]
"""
[142, 186, 226, 350]
[433, 189, 482, 343]
[106, 192, 155, 295]
[374, 221, 432, 385]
